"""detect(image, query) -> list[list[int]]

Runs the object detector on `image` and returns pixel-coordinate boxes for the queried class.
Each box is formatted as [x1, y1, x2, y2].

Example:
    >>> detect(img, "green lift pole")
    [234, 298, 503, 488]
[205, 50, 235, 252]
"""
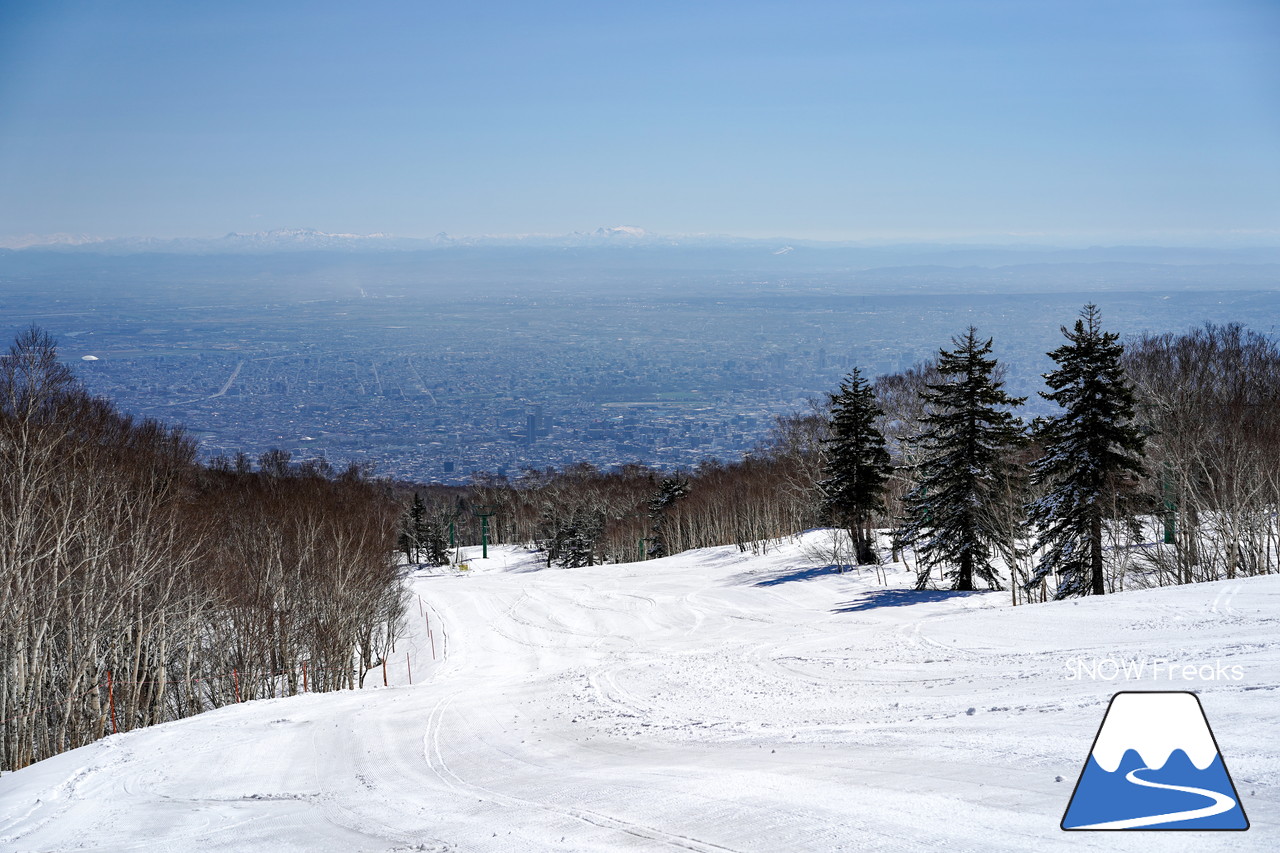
[474, 505, 496, 560]
[1162, 469, 1177, 545]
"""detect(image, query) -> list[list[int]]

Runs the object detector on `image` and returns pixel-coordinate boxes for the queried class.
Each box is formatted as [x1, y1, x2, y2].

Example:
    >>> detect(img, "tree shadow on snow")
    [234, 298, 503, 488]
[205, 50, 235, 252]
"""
[832, 588, 989, 612]
[751, 564, 847, 587]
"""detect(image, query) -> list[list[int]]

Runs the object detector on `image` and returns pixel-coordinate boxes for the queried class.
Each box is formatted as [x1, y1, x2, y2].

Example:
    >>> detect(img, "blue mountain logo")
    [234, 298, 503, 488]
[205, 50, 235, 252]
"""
[1062, 691, 1249, 830]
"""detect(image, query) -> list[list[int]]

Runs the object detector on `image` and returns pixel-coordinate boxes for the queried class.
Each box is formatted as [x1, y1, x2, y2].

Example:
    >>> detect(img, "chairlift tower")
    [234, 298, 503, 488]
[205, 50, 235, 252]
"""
[474, 504, 497, 560]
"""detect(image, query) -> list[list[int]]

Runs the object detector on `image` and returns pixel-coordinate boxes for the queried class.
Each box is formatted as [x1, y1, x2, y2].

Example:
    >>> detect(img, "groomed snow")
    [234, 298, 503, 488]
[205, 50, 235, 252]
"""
[1, 531, 1276, 851]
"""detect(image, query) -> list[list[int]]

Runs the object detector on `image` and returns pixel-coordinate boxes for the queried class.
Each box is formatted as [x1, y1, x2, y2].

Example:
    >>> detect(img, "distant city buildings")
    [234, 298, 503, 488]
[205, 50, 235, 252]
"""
[41, 285, 1279, 484]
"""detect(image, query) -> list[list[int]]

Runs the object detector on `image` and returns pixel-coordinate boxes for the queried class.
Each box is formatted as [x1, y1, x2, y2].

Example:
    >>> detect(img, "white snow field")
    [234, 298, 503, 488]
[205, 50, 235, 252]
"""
[1, 532, 1276, 851]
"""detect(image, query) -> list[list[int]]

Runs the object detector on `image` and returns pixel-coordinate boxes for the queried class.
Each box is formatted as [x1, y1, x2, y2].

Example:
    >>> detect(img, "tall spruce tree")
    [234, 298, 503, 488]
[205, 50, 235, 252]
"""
[1026, 304, 1146, 598]
[419, 513, 452, 567]
[898, 329, 1026, 591]
[552, 506, 605, 568]
[647, 475, 689, 558]
[820, 368, 891, 565]
[901, 327, 1029, 589]
[398, 492, 428, 563]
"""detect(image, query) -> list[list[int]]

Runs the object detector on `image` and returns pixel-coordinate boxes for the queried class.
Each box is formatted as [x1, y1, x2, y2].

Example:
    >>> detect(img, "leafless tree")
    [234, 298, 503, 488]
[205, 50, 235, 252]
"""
[1125, 324, 1280, 585]
[1, 329, 404, 771]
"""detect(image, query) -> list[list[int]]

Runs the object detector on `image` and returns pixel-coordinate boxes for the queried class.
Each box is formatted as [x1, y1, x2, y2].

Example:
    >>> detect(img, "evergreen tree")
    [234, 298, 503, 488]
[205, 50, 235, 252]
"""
[398, 492, 427, 563]
[410, 492, 428, 561]
[820, 368, 891, 565]
[552, 506, 605, 568]
[419, 514, 452, 567]
[397, 492, 453, 567]
[897, 328, 1025, 591]
[1026, 304, 1146, 598]
[648, 475, 689, 558]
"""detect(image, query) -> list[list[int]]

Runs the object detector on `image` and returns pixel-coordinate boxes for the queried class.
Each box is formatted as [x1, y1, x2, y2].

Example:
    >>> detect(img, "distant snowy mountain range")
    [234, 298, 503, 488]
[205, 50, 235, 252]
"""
[0, 225, 703, 253]
[5, 227, 1280, 274]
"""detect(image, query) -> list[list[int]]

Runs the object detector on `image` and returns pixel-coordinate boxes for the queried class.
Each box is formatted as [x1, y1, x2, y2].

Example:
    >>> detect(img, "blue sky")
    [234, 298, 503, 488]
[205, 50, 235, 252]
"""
[1, 0, 1277, 244]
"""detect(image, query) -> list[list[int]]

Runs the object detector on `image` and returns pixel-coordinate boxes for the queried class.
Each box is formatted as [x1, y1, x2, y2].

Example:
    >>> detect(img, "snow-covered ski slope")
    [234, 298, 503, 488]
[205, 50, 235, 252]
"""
[2, 532, 1276, 851]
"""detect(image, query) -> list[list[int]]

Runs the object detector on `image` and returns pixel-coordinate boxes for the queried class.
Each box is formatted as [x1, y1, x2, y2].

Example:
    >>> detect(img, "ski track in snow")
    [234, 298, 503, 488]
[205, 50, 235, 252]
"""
[1, 533, 1277, 851]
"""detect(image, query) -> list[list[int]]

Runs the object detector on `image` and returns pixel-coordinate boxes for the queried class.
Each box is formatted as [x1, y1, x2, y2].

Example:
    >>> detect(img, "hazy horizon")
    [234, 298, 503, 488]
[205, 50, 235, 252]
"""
[4, 225, 1161, 250]
[6, 225, 1280, 254]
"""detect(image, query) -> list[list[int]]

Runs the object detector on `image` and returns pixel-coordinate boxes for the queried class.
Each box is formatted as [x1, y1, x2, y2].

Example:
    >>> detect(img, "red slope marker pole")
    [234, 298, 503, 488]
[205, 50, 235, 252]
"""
[383, 657, 388, 687]
[302, 662, 308, 693]
[406, 652, 412, 685]
[430, 629, 436, 660]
